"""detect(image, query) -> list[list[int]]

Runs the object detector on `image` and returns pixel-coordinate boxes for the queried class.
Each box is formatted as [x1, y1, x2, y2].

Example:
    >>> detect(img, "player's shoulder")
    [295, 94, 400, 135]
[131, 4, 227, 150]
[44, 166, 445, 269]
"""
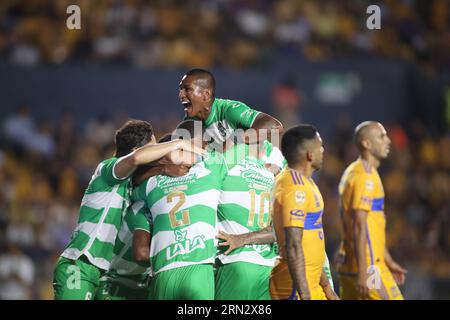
[276, 168, 309, 191]
[345, 159, 373, 179]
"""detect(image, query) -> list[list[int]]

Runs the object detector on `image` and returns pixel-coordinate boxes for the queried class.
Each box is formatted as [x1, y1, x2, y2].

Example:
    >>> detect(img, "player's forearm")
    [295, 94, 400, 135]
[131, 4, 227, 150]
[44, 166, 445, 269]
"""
[354, 220, 368, 275]
[384, 247, 393, 265]
[133, 230, 151, 262]
[130, 140, 183, 166]
[247, 113, 284, 144]
[285, 228, 310, 299]
[241, 226, 275, 245]
[319, 269, 331, 289]
[114, 140, 182, 179]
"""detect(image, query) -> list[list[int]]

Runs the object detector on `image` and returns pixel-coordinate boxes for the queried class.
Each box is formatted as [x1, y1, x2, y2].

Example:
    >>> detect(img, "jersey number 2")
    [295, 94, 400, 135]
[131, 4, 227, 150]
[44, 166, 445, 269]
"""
[167, 191, 190, 228]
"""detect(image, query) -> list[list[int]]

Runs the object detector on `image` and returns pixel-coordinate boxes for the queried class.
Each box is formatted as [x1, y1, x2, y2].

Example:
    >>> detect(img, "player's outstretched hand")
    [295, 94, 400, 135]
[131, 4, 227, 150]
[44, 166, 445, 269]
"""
[216, 231, 246, 255]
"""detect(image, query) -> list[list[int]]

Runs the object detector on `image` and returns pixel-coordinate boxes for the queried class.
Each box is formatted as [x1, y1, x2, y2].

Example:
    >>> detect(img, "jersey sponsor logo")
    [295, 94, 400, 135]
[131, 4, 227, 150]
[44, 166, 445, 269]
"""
[157, 174, 198, 190]
[241, 168, 274, 189]
[290, 209, 305, 220]
[295, 191, 306, 204]
[166, 231, 207, 260]
[361, 196, 372, 205]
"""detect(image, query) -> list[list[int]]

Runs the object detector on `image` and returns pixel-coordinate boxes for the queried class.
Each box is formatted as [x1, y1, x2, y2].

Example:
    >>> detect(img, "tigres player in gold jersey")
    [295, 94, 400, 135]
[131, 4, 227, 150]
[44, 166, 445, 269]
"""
[337, 121, 407, 300]
[270, 124, 339, 300]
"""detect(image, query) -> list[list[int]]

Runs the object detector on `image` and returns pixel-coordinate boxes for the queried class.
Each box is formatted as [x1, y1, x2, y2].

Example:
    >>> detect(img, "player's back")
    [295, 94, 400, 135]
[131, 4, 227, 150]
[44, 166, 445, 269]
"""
[134, 151, 227, 275]
[337, 158, 386, 273]
[270, 168, 325, 299]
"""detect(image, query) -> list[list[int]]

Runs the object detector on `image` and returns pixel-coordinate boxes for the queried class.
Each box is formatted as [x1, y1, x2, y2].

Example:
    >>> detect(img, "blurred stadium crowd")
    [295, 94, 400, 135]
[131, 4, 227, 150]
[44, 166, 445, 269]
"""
[0, 0, 449, 300]
[0, 105, 449, 299]
[0, 0, 449, 69]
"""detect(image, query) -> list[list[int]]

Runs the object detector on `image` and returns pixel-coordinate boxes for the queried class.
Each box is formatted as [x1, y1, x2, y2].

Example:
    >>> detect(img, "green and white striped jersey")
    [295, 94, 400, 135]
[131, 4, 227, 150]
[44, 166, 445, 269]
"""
[62, 157, 131, 271]
[104, 197, 152, 287]
[261, 140, 287, 170]
[218, 143, 278, 267]
[135, 151, 227, 275]
[187, 98, 260, 150]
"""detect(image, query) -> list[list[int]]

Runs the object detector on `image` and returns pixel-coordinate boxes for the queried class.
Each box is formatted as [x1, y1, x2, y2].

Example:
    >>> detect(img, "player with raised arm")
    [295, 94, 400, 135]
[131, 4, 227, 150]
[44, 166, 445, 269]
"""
[53, 119, 204, 300]
[269, 124, 339, 300]
[337, 121, 407, 300]
[179, 68, 285, 172]
[133, 120, 228, 300]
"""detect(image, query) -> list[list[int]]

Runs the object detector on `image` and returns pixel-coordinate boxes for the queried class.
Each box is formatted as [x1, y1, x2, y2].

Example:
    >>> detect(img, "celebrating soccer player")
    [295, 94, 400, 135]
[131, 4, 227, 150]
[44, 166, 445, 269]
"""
[53, 120, 204, 300]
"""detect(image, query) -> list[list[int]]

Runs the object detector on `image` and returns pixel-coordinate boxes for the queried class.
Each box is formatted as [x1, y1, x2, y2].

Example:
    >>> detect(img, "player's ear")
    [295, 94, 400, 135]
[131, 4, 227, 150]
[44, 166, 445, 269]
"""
[306, 150, 313, 162]
[361, 139, 370, 150]
[202, 88, 212, 101]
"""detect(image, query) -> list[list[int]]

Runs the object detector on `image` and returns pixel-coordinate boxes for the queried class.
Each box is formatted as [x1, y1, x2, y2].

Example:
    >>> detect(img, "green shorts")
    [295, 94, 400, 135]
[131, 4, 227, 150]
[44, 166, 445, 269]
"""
[215, 261, 272, 300]
[149, 264, 214, 300]
[95, 274, 149, 300]
[53, 256, 104, 300]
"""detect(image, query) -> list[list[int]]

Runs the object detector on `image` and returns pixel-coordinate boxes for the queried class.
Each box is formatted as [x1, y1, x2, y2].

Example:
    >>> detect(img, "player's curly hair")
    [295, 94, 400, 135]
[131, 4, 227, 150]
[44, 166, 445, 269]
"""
[114, 119, 153, 157]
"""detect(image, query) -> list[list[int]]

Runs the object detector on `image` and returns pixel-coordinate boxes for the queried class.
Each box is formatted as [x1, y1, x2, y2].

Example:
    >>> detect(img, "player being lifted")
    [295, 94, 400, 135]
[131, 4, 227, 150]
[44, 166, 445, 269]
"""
[270, 124, 339, 300]
[133, 120, 228, 300]
[337, 121, 407, 300]
[179, 68, 285, 173]
[215, 136, 278, 300]
[53, 119, 204, 300]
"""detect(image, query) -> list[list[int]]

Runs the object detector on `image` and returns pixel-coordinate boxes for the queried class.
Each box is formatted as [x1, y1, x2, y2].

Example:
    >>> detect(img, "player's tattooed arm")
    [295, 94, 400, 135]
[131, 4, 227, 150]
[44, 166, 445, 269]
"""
[216, 226, 275, 254]
[285, 227, 310, 300]
[319, 270, 340, 300]
[133, 230, 151, 262]
[353, 209, 369, 298]
[114, 139, 204, 179]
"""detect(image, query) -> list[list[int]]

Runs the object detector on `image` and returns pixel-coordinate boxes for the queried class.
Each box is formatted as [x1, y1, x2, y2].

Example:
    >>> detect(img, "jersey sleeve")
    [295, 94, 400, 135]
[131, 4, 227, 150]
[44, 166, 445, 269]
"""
[350, 174, 376, 212]
[100, 157, 129, 186]
[264, 144, 286, 169]
[280, 185, 309, 229]
[224, 99, 261, 129]
[133, 201, 152, 233]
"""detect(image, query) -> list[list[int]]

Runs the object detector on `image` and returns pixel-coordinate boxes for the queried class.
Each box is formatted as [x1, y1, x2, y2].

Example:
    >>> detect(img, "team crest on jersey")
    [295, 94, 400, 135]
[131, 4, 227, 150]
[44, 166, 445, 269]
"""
[295, 191, 306, 204]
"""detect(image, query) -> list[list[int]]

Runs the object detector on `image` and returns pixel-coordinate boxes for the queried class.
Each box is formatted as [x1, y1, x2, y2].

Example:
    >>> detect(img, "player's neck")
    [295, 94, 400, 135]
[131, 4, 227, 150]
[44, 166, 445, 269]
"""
[360, 153, 380, 170]
[197, 100, 214, 121]
[289, 163, 313, 178]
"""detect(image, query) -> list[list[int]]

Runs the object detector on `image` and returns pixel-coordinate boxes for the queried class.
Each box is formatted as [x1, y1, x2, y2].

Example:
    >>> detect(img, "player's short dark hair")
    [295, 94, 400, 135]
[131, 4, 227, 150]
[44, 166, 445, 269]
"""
[281, 124, 318, 166]
[158, 133, 173, 143]
[171, 119, 205, 141]
[185, 68, 216, 98]
[114, 119, 153, 157]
